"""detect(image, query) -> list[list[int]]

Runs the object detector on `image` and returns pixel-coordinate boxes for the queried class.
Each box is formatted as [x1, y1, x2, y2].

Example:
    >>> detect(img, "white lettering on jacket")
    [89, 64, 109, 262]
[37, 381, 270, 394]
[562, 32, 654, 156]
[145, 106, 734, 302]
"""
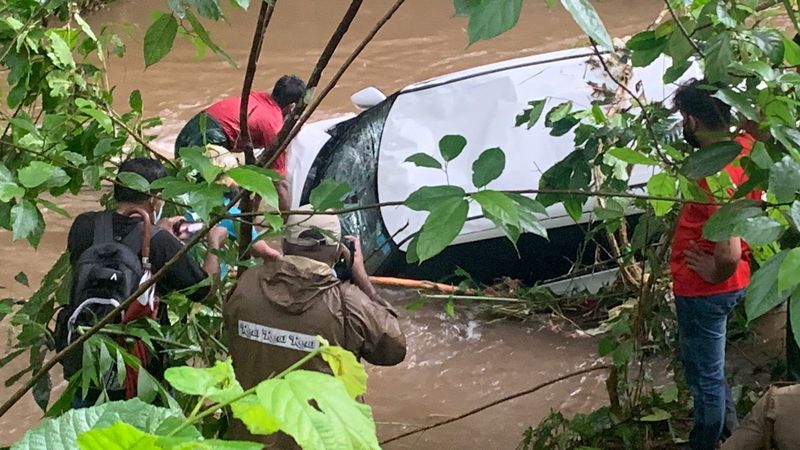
[237, 320, 319, 353]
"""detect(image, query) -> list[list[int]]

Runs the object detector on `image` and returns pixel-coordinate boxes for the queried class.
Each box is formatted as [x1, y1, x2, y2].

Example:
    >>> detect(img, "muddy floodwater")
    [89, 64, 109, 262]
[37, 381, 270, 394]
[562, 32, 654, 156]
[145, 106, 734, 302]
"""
[1, 0, 664, 447]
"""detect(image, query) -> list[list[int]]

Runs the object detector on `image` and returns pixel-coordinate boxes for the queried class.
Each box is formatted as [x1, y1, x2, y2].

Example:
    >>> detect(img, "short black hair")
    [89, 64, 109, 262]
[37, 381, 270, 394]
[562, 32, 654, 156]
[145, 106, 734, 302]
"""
[672, 79, 732, 130]
[272, 75, 306, 109]
[113, 158, 167, 203]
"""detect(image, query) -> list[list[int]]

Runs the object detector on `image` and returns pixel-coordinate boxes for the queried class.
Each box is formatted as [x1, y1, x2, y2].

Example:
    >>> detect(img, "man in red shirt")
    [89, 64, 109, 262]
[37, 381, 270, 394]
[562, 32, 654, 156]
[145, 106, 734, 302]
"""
[175, 75, 306, 211]
[670, 80, 761, 450]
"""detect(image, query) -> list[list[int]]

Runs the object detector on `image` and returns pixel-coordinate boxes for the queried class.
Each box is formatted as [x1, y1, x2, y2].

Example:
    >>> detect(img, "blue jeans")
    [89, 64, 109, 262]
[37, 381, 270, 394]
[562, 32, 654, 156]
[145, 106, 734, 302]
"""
[676, 291, 742, 450]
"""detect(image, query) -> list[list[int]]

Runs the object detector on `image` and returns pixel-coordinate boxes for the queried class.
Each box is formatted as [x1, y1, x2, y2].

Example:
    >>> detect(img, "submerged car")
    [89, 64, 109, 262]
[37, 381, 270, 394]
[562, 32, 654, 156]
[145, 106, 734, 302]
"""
[286, 47, 696, 284]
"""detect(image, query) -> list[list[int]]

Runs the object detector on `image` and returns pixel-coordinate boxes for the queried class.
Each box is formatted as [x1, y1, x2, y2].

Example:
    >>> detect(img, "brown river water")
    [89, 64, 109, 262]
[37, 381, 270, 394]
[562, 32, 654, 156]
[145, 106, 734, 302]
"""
[0, 0, 664, 447]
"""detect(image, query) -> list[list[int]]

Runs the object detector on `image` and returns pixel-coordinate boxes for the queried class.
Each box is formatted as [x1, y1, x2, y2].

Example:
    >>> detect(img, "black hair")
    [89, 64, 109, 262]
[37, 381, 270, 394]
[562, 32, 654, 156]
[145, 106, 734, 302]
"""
[272, 75, 306, 109]
[672, 79, 732, 130]
[113, 158, 167, 203]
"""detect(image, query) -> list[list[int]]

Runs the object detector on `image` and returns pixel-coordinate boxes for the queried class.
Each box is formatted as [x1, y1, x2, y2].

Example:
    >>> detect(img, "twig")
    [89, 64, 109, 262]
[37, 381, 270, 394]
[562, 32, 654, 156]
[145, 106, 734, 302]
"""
[664, 0, 705, 58]
[236, 0, 277, 267]
[260, 0, 406, 169]
[109, 113, 175, 168]
[379, 364, 612, 445]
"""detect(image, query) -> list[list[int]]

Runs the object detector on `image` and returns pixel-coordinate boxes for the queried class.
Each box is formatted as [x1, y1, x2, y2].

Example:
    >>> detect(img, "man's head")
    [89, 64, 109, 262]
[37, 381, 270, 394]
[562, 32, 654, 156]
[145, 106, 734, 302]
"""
[114, 157, 168, 218]
[272, 75, 307, 116]
[282, 205, 342, 266]
[673, 79, 732, 148]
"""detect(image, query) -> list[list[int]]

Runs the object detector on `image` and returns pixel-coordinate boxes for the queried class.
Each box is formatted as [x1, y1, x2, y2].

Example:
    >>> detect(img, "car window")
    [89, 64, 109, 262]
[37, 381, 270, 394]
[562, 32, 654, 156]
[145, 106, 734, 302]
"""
[301, 96, 396, 273]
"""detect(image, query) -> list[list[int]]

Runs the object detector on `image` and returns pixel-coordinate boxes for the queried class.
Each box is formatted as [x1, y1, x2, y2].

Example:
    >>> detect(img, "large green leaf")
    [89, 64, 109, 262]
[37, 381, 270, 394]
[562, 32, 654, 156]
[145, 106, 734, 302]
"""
[256, 370, 380, 450]
[703, 200, 762, 242]
[607, 147, 658, 166]
[77, 422, 159, 450]
[186, 184, 227, 221]
[0, 182, 25, 202]
[680, 140, 742, 180]
[769, 156, 800, 203]
[779, 248, 800, 294]
[117, 172, 151, 194]
[192, 0, 223, 20]
[473, 190, 521, 245]
[560, 0, 613, 51]
[18, 162, 57, 189]
[746, 251, 791, 323]
[439, 135, 467, 162]
[471, 147, 505, 188]
[416, 198, 469, 263]
[46, 31, 76, 69]
[164, 360, 243, 403]
[143, 13, 178, 68]
[714, 89, 759, 122]
[515, 99, 547, 129]
[230, 395, 280, 436]
[227, 166, 280, 209]
[179, 147, 222, 184]
[309, 180, 351, 211]
[459, 0, 523, 44]
[508, 193, 549, 239]
[705, 33, 734, 84]
[405, 185, 466, 211]
[321, 345, 368, 399]
[11, 200, 40, 242]
[12, 399, 184, 450]
[646, 173, 677, 216]
[185, 10, 236, 66]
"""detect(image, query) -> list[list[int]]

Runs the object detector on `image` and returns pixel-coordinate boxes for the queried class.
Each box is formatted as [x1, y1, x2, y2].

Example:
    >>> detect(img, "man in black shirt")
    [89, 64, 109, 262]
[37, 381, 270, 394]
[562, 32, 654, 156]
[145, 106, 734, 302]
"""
[67, 158, 228, 301]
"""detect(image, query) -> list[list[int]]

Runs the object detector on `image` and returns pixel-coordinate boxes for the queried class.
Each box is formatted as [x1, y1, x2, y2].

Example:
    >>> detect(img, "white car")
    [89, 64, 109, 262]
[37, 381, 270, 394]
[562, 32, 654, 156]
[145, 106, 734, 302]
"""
[287, 47, 697, 284]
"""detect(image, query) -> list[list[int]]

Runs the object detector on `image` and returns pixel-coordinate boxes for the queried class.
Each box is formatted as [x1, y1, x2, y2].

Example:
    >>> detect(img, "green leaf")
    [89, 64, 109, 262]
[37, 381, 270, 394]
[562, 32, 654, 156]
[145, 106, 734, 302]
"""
[38, 199, 70, 219]
[770, 156, 800, 203]
[117, 172, 151, 194]
[471, 147, 505, 188]
[193, 0, 223, 20]
[560, 0, 613, 51]
[746, 251, 791, 323]
[137, 370, 158, 404]
[416, 198, 469, 263]
[515, 99, 547, 129]
[11, 200, 40, 242]
[179, 146, 222, 183]
[227, 166, 280, 209]
[46, 31, 75, 69]
[309, 180, 351, 211]
[646, 173, 677, 216]
[545, 101, 573, 125]
[12, 399, 185, 450]
[186, 184, 226, 221]
[783, 34, 800, 65]
[639, 407, 672, 422]
[462, 0, 523, 44]
[74, 13, 98, 42]
[255, 370, 380, 450]
[439, 135, 468, 162]
[18, 162, 56, 189]
[509, 193, 548, 239]
[660, 383, 679, 404]
[406, 185, 466, 211]
[663, 60, 692, 84]
[185, 10, 236, 66]
[143, 13, 178, 68]
[752, 30, 785, 65]
[230, 394, 280, 436]
[779, 248, 800, 294]
[0, 182, 25, 202]
[705, 33, 734, 84]
[404, 153, 442, 169]
[627, 31, 667, 67]
[129, 90, 143, 114]
[714, 89, 759, 122]
[680, 140, 742, 180]
[473, 190, 521, 244]
[165, 360, 243, 403]
[607, 147, 657, 166]
[14, 271, 29, 288]
[737, 216, 784, 246]
[321, 346, 368, 399]
[791, 200, 800, 231]
[77, 421, 159, 450]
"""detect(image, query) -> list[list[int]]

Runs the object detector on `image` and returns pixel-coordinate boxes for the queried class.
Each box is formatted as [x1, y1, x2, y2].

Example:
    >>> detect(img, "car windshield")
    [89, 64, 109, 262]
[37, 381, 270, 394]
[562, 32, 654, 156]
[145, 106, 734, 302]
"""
[300, 96, 397, 273]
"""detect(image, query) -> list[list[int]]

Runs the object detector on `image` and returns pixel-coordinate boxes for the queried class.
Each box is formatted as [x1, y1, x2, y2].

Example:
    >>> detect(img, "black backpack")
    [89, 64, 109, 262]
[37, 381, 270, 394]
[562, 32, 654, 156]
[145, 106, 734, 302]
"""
[56, 211, 156, 381]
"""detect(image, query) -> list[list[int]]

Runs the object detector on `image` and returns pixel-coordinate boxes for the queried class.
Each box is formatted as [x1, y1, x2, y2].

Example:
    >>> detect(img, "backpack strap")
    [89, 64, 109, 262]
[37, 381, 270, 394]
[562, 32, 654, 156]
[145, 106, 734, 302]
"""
[121, 222, 164, 256]
[93, 211, 115, 246]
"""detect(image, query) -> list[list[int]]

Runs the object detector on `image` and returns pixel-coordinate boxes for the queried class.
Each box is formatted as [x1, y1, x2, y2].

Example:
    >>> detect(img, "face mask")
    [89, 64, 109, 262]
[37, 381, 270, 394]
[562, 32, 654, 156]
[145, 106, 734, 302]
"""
[683, 123, 702, 149]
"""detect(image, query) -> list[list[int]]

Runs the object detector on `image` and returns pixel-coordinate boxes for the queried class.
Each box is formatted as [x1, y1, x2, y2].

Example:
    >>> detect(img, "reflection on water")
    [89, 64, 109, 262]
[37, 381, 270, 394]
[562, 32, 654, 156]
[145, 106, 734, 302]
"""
[0, 0, 661, 446]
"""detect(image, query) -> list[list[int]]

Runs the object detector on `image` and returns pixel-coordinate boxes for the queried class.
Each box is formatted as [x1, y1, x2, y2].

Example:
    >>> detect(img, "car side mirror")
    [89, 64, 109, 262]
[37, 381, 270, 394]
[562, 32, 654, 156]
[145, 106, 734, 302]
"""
[350, 87, 386, 110]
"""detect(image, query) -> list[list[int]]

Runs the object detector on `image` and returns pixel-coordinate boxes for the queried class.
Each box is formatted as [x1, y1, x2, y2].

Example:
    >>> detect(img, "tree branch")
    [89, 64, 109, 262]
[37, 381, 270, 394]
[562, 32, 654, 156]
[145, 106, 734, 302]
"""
[236, 0, 277, 268]
[379, 364, 612, 445]
[259, 0, 406, 169]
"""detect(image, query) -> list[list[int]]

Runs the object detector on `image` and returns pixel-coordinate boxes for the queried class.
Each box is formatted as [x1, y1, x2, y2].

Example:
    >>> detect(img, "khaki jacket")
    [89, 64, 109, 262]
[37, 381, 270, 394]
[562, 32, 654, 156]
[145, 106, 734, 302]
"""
[722, 384, 800, 450]
[223, 255, 406, 447]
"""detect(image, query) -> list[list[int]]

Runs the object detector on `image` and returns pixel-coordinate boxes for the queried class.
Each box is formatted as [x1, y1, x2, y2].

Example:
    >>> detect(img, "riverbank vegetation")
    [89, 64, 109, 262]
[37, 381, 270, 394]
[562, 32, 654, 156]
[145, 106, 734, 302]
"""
[2, 0, 800, 449]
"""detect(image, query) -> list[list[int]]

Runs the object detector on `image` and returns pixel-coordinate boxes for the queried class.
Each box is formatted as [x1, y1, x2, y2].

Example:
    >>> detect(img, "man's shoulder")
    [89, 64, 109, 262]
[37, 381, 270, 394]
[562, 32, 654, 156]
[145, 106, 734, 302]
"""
[70, 211, 101, 232]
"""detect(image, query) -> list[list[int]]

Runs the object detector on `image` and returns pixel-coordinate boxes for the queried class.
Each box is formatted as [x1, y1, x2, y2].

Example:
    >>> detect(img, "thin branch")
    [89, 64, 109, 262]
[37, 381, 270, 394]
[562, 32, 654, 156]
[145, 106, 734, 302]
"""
[664, 0, 705, 58]
[259, 0, 406, 169]
[109, 113, 175, 169]
[236, 0, 277, 267]
[379, 364, 612, 445]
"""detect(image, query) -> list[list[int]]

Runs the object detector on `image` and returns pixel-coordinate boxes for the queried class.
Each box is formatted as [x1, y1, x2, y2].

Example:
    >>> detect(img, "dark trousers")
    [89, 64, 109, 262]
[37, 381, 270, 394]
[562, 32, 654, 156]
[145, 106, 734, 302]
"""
[676, 290, 743, 450]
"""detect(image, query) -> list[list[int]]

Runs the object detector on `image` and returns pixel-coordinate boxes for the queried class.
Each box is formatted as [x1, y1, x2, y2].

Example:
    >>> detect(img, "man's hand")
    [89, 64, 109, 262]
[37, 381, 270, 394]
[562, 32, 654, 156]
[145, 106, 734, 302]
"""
[157, 216, 184, 238]
[342, 235, 385, 305]
[207, 226, 229, 250]
[343, 235, 365, 273]
[685, 241, 719, 283]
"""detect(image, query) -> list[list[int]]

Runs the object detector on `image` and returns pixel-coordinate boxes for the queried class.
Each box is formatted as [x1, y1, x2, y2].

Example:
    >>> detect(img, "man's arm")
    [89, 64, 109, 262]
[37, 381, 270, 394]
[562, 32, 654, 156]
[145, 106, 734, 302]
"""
[276, 179, 291, 213]
[201, 226, 228, 276]
[685, 238, 742, 284]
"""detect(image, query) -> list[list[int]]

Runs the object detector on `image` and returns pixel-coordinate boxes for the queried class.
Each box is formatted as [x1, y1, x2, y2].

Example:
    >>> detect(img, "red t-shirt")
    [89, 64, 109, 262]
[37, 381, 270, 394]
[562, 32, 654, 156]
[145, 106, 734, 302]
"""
[205, 91, 286, 176]
[670, 134, 761, 297]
